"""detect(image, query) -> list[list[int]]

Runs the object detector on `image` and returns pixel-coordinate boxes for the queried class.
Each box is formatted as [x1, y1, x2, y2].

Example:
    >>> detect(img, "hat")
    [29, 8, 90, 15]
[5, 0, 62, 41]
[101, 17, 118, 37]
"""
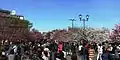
[119, 45, 120, 46]
[2, 52, 5, 55]
[44, 48, 49, 51]
[38, 44, 40, 47]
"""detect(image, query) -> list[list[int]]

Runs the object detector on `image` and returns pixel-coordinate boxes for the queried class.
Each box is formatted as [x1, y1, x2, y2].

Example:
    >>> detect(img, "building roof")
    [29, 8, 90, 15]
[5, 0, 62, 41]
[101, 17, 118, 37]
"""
[0, 9, 24, 20]
[0, 9, 11, 14]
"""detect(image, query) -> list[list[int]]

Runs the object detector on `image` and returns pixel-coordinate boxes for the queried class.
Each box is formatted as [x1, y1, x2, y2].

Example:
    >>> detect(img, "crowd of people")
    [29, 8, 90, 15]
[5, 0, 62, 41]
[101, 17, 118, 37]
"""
[0, 40, 78, 60]
[78, 41, 120, 60]
[0, 39, 120, 60]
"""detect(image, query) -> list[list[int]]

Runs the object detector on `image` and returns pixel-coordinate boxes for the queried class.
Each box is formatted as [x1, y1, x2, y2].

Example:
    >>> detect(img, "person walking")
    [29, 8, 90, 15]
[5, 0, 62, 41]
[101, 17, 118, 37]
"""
[58, 42, 63, 53]
[97, 44, 103, 60]
[71, 52, 77, 60]
[42, 51, 49, 60]
[81, 44, 88, 60]
[8, 49, 15, 60]
[115, 47, 120, 60]
[0, 52, 8, 60]
[101, 48, 110, 60]
[88, 45, 95, 60]
[78, 44, 82, 55]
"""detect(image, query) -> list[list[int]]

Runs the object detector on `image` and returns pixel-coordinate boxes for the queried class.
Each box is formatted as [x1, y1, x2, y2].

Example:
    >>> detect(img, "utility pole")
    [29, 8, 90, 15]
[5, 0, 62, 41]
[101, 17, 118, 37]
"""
[69, 19, 76, 28]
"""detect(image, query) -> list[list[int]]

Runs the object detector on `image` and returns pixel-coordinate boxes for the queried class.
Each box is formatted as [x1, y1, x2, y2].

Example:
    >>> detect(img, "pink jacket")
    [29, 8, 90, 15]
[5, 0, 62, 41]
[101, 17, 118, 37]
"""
[58, 44, 63, 52]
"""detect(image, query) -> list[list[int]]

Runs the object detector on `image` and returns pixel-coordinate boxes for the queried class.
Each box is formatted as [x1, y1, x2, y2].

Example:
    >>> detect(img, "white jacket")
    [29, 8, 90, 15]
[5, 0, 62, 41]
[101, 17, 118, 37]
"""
[98, 46, 103, 54]
[42, 56, 49, 60]
[78, 45, 82, 51]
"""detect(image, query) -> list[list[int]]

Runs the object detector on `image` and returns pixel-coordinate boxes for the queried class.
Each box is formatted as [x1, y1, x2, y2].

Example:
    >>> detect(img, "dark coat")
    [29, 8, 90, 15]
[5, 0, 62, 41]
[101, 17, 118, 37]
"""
[102, 53, 109, 60]
[71, 53, 77, 60]
[0, 55, 8, 60]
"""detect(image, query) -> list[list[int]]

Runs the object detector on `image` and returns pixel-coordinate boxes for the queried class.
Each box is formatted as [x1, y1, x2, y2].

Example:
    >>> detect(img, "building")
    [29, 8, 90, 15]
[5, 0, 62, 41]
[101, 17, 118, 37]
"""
[0, 9, 30, 42]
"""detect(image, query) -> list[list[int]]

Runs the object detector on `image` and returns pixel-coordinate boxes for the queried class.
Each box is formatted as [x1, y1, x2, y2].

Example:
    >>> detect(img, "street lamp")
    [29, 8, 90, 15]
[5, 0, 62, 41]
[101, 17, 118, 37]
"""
[79, 14, 89, 30]
[79, 14, 89, 40]
[69, 19, 76, 28]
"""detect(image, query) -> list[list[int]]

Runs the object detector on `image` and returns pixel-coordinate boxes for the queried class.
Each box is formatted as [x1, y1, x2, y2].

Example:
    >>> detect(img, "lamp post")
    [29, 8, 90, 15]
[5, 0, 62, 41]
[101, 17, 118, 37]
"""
[79, 14, 89, 30]
[69, 19, 76, 28]
[79, 14, 89, 40]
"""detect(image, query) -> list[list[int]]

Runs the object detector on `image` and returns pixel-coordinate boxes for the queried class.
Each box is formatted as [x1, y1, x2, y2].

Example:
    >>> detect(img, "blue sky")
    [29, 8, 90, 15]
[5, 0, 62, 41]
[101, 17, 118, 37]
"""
[0, 0, 120, 32]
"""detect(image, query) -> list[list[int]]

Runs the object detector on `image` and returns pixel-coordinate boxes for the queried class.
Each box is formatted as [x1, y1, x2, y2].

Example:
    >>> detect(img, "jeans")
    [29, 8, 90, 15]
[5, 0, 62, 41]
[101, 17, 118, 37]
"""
[97, 53, 102, 60]
[115, 58, 119, 60]
[52, 52, 55, 60]
[81, 55, 87, 60]
[109, 54, 115, 60]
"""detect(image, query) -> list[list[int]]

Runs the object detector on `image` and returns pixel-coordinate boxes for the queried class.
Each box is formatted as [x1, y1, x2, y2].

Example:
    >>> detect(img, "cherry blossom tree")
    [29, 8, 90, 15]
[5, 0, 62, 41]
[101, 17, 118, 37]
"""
[0, 13, 32, 42]
[44, 27, 110, 42]
[109, 24, 120, 42]
[27, 28, 43, 41]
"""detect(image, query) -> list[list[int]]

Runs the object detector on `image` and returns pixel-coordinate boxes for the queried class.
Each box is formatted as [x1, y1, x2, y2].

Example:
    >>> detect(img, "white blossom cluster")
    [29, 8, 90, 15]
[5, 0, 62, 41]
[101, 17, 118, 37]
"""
[46, 27, 111, 42]
[69, 27, 110, 42]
